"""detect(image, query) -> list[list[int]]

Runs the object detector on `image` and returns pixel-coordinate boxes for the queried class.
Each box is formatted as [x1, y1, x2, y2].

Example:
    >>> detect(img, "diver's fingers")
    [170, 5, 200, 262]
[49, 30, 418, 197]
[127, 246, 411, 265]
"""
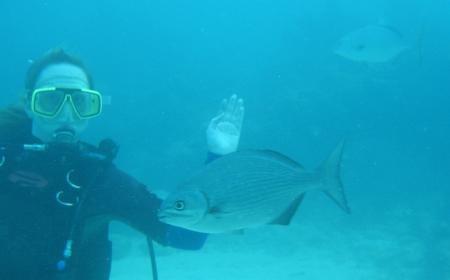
[234, 98, 245, 129]
[217, 98, 227, 116]
[233, 97, 244, 117]
[225, 94, 238, 115]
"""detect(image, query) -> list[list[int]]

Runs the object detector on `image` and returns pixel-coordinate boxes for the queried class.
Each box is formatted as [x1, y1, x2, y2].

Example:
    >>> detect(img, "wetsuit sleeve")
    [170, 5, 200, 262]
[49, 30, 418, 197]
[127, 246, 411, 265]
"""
[95, 167, 206, 250]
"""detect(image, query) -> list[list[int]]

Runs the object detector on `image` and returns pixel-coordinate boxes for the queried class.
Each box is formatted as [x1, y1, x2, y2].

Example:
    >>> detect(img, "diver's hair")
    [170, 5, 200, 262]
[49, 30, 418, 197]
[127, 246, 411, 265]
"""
[24, 48, 95, 94]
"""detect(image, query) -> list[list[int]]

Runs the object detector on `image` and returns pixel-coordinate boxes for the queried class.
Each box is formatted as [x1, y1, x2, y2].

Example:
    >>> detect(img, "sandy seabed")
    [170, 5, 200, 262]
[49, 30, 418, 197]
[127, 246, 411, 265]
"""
[109, 202, 449, 280]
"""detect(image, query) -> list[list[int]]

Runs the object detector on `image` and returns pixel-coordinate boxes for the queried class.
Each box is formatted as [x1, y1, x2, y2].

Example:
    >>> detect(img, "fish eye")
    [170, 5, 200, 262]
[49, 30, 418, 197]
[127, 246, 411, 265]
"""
[355, 44, 366, 51]
[174, 200, 185, 211]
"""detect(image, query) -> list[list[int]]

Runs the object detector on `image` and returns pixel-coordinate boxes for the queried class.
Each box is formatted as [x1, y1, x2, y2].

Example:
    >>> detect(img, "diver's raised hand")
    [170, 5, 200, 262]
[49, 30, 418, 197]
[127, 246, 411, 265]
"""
[206, 94, 245, 155]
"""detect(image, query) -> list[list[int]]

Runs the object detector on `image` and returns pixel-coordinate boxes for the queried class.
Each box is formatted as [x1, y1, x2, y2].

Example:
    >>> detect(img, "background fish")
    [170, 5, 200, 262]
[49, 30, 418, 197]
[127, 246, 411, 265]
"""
[333, 24, 409, 63]
[158, 142, 350, 233]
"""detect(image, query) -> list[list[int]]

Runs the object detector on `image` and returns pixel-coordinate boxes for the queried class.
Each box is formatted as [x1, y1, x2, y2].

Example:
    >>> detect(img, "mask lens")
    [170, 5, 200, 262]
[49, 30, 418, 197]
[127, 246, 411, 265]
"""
[71, 89, 102, 118]
[33, 88, 66, 117]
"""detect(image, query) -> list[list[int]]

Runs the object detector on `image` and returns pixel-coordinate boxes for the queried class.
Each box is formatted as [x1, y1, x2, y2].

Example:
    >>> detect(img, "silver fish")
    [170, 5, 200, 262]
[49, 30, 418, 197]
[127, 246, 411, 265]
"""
[158, 142, 350, 233]
[334, 24, 409, 63]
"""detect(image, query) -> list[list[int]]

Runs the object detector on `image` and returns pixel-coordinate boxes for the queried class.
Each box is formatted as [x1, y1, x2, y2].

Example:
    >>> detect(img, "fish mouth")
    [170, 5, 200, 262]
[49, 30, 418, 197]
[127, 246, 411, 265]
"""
[158, 209, 190, 220]
[157, 209, 171, 221]
[157, 211, 168, 220]
[157, 213, 176, 224]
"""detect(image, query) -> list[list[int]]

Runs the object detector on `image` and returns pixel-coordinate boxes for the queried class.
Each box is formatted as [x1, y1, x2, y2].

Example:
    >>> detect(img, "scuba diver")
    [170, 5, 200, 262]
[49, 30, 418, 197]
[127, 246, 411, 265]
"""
[0, 48, 245, 280]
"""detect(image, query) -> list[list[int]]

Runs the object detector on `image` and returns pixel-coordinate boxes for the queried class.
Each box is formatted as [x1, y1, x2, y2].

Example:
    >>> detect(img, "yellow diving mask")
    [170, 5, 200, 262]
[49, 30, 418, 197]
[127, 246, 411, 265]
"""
[31, 87, 102, 119]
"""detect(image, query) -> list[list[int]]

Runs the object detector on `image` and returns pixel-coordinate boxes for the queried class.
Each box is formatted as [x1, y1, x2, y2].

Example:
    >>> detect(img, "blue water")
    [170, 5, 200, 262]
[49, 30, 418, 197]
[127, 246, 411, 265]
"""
[1, 0, 449, 279]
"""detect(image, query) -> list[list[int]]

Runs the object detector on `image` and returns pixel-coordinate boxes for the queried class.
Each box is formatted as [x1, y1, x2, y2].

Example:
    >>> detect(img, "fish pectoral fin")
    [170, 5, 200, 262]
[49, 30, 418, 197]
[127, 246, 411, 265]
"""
[208, 205, 231, 219]
[269, 194, 306, 226]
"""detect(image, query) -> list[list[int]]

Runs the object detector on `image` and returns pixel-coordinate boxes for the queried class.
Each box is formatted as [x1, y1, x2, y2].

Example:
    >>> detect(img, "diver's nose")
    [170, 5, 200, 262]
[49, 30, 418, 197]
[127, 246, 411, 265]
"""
[58, 102, 77, 121]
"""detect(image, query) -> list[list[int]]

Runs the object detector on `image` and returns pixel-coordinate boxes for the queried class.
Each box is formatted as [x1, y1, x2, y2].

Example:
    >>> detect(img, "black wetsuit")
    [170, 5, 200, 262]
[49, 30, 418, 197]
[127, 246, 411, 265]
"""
[0, 139, 206, 280]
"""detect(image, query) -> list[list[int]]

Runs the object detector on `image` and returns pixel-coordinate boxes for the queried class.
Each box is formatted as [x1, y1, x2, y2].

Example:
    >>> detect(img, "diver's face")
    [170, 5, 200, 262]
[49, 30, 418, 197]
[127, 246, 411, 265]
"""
[27, 63, 90, 143]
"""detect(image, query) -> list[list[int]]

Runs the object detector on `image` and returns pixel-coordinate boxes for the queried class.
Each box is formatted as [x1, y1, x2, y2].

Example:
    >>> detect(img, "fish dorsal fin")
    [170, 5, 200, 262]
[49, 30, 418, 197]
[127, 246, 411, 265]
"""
[269, 194, 306, 225]
[251, 150, 305, 170]
[374, 23, 404, 38]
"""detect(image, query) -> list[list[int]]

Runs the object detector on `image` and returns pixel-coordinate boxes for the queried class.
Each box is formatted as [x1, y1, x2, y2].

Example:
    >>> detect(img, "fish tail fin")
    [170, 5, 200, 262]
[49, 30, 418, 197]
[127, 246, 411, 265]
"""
[318, 140, 351, 214]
